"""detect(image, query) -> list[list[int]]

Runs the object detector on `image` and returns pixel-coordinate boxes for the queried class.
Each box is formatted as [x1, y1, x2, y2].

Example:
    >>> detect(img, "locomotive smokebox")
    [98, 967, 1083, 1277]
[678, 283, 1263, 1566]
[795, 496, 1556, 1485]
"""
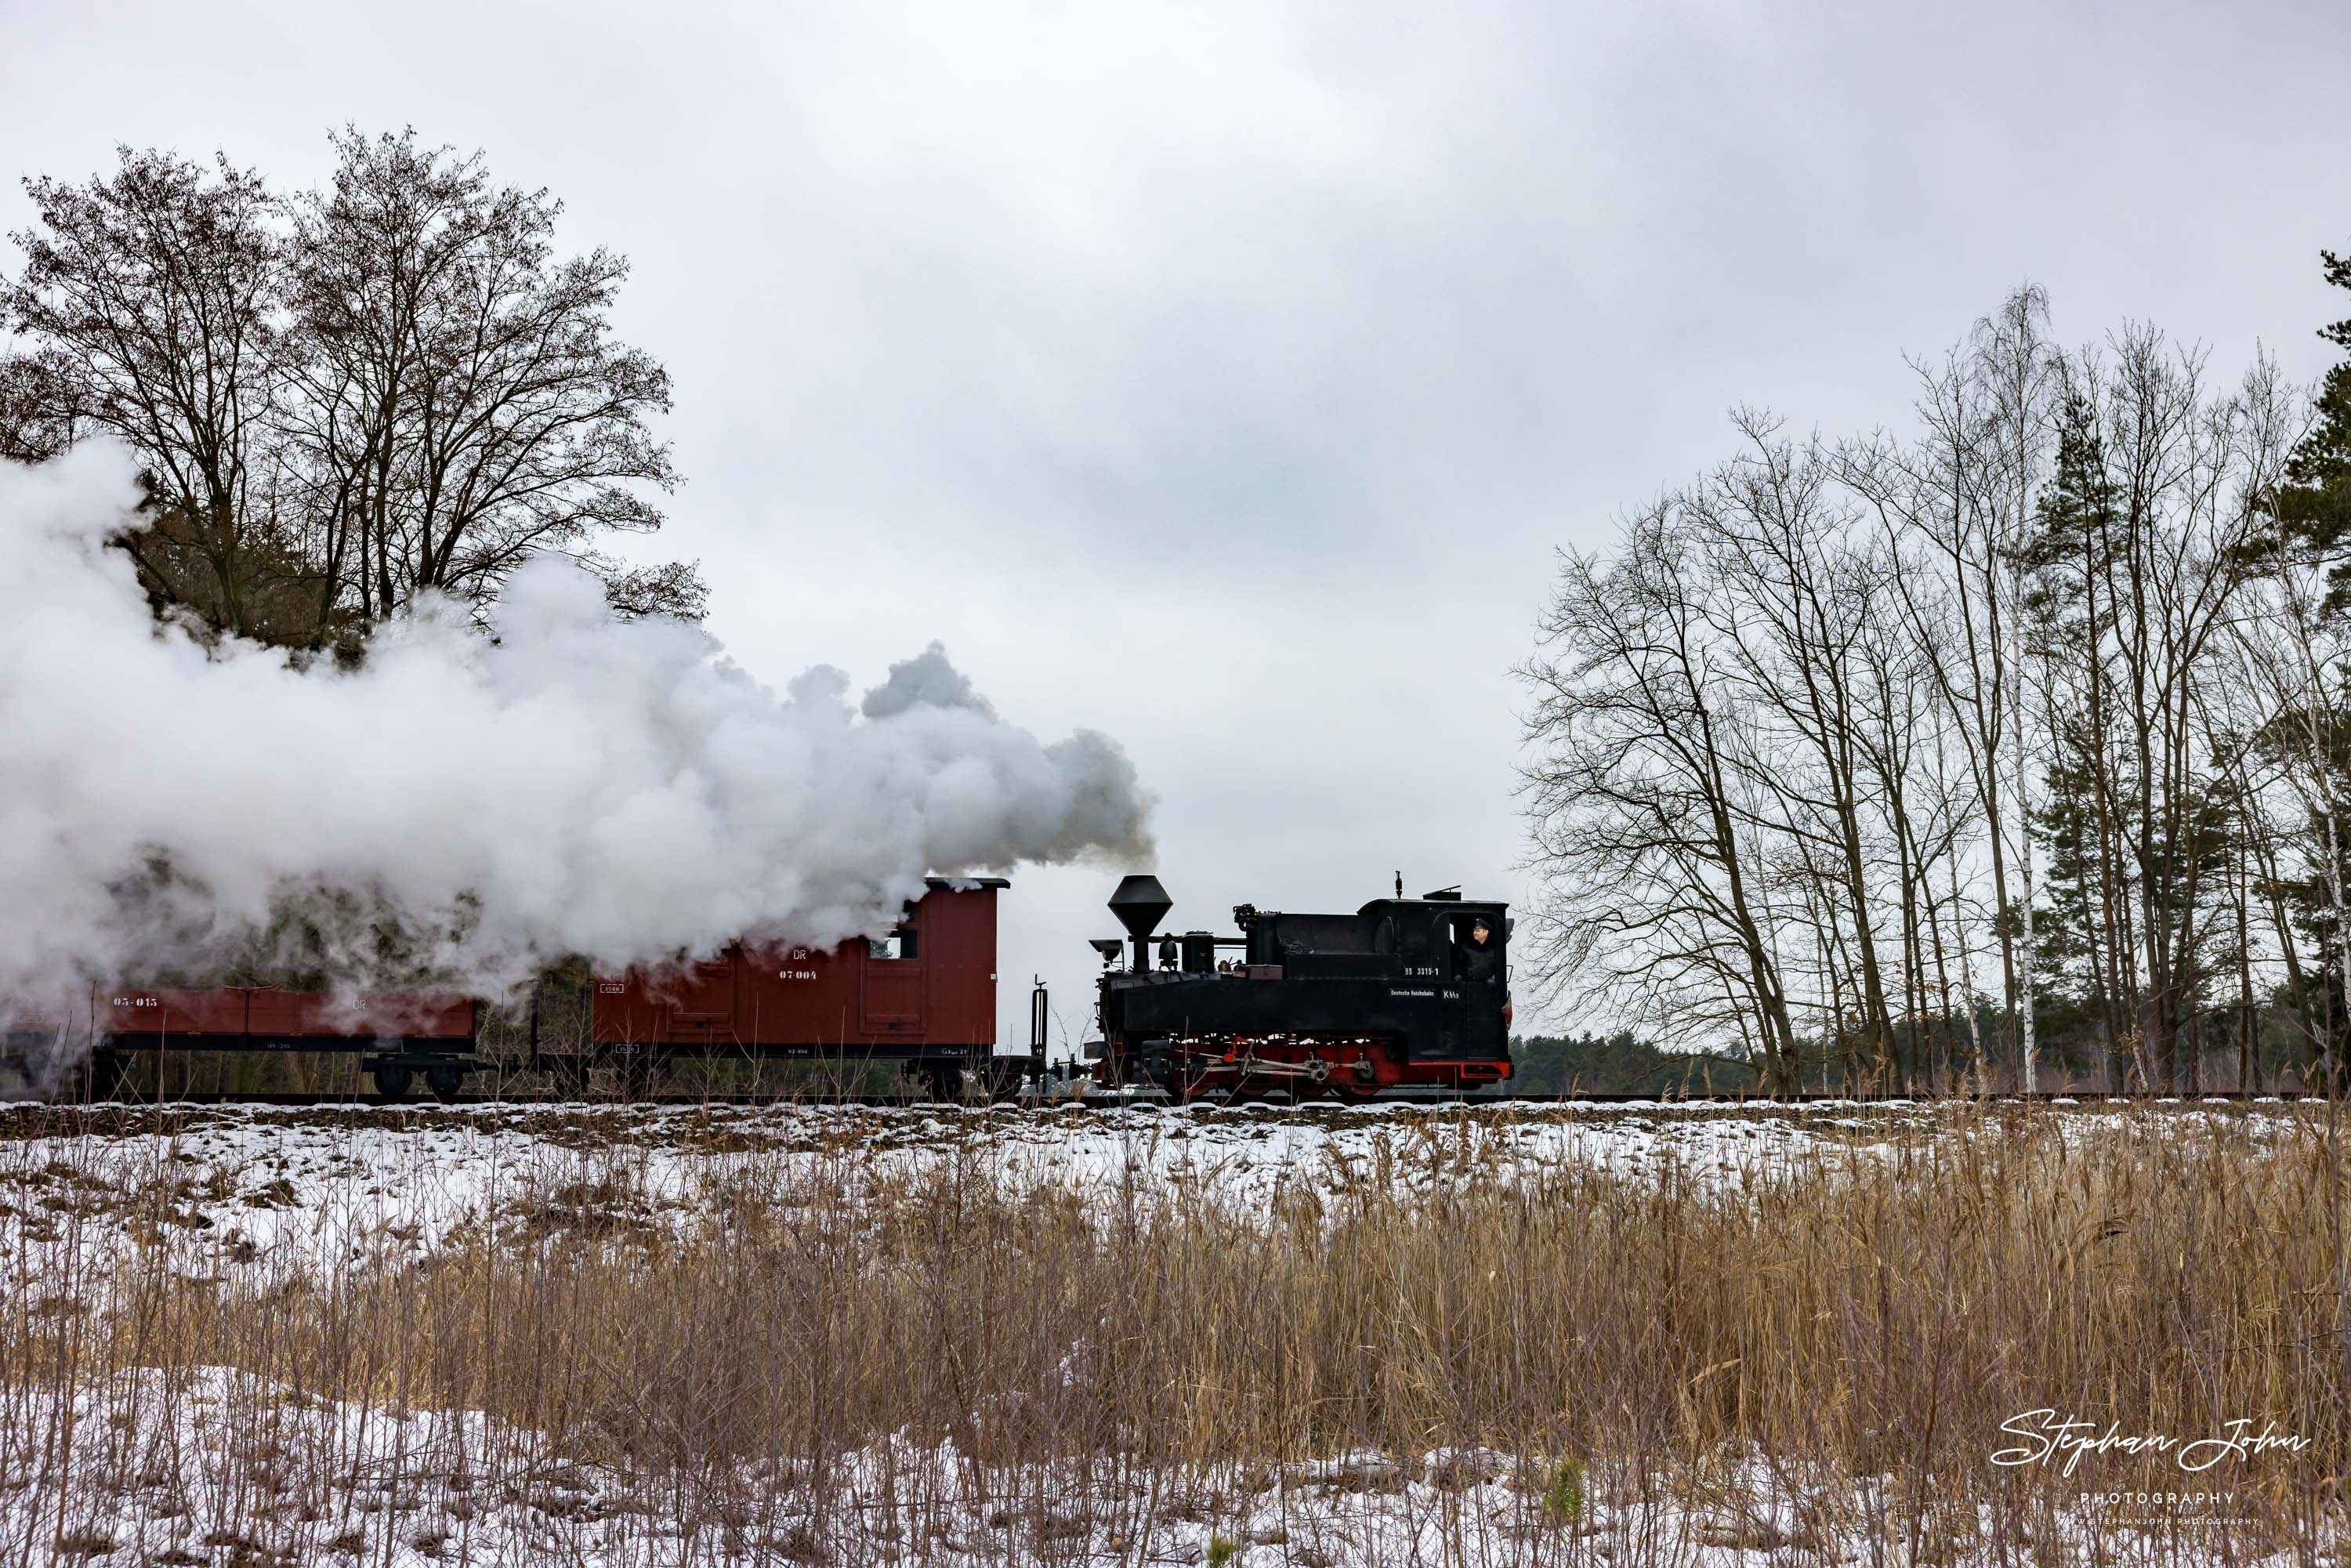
[1108, 875, 1173, 973]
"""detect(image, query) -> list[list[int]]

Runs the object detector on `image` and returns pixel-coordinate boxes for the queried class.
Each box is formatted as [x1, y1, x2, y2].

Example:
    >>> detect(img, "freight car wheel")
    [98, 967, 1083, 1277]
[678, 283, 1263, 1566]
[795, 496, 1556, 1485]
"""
[370, 1063, 414, 1103]
[618, 1051, 658, 1099]
[909, 1062, 958, 1103]
[82, 1051, 132, 1103]
[425, 1063, 465, 1102]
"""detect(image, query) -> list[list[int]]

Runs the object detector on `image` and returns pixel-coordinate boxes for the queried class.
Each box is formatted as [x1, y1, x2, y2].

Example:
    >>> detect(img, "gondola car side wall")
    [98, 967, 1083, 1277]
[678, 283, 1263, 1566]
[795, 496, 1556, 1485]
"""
[590, 878, 1002, 1053]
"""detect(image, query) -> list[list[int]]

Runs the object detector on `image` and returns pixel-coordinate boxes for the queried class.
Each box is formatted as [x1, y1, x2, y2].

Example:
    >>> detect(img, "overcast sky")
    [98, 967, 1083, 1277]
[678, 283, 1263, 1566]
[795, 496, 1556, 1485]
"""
[4, 0, 2346, 1046]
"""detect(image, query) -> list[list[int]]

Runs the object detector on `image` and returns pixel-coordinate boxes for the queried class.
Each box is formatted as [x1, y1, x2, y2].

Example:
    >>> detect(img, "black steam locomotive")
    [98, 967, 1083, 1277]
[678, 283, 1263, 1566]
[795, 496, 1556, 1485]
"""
[1087, 875, 1515, 1098]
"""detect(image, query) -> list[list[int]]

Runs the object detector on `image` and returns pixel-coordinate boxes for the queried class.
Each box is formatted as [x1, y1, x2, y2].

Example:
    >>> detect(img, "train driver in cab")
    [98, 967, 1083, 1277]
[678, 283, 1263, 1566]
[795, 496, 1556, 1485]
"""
[1454, 916, 1501, 983]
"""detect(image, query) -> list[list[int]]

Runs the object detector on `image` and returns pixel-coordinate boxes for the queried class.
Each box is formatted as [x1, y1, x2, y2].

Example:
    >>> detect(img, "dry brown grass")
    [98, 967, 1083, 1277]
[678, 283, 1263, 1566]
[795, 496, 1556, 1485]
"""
[0, 1100, 2343, 1563]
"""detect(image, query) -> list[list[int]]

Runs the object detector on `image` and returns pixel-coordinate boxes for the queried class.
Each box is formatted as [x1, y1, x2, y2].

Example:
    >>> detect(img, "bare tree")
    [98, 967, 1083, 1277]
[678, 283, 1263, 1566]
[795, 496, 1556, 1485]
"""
[2, 132, 701, 647]
[0, 149, 313, 638]
[1520, 505, 1803, 1092]
[284, 129, 686, 627]
[1843, 341, 2022, 1082]
[0, 349, 78, 462]
[1685, 413, 1901, 1080]
[1972, 286, 2057, 1092]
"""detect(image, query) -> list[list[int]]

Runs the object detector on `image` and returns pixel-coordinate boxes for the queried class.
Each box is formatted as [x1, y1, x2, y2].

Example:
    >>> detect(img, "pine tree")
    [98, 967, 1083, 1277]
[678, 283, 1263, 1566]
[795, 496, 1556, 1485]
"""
[2245, 242, 2351, 1086]
[2268, 246, 2351, 603]
[2021, 394, 2132, 1077]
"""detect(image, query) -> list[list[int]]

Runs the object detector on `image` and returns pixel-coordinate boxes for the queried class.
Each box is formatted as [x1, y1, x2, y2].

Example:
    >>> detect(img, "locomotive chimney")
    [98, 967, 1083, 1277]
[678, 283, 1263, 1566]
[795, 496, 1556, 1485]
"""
[1107, 875, 1172, 974]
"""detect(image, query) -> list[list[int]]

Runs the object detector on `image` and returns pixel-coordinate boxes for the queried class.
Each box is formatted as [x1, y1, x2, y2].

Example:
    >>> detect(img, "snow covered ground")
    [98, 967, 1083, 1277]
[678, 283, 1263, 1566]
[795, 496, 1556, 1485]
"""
[0, 1099, 2325, 1566]
[0, 1094, 2306, 1262]
[0, 1361, 2303, 1567]
[0, 1096, 1878, 1291]
[0, 1095, 2309, 1311]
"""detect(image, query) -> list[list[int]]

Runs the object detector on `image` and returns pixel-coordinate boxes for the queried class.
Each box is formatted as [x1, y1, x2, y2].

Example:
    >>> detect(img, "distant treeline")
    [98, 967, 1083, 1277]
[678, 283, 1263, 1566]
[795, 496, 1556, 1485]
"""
[1501, 1005, 2328, 1095]
[1494, 1033, 1759, 1096]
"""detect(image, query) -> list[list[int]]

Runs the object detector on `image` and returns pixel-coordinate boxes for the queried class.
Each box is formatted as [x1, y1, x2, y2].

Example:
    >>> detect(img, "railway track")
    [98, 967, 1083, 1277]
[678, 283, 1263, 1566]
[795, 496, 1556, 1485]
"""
[22, 1088, 2329, 1110]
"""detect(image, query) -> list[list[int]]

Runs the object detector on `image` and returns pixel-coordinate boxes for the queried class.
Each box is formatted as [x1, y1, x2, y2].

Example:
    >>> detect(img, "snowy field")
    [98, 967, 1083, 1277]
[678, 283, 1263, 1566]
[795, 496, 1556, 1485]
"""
[0, 1098, 2330, 1566]
[0, 1094, 2288, 1262]
[0, 1362, 2139, 1568]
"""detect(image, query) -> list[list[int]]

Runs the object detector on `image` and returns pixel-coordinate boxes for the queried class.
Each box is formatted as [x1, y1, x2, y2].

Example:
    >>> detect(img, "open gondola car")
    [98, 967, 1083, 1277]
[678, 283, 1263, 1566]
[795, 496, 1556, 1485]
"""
[10, 987, 480, 1101]
[575, 876, 1021, 1098]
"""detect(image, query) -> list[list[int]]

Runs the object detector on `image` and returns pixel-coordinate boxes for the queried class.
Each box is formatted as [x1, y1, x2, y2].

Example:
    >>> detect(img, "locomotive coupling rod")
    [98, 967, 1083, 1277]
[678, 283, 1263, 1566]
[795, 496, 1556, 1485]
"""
[1213, 1052, 1339, 1084]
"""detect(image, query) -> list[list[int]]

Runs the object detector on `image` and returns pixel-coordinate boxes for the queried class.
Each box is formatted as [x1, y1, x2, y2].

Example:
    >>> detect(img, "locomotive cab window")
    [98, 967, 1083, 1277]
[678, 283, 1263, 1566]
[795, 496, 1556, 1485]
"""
[868, 926, 919, 961]
[1451, 914, 1502, 982]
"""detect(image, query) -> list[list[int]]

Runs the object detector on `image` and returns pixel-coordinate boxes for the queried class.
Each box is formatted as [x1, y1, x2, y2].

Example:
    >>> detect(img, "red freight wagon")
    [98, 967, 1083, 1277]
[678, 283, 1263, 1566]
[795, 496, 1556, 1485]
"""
[572, 877, 1018, 1098]
[13, 985, 479, 1101]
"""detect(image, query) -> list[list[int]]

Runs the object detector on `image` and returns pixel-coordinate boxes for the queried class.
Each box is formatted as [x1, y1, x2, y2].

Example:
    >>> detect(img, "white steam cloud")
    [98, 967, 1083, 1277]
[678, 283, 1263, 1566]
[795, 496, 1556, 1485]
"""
[0, 444, 1154, 1006]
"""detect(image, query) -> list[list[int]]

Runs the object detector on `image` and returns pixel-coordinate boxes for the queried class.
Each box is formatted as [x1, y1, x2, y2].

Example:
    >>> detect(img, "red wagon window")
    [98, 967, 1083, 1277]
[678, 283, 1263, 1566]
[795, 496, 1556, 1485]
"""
[868, 926, 919, 961]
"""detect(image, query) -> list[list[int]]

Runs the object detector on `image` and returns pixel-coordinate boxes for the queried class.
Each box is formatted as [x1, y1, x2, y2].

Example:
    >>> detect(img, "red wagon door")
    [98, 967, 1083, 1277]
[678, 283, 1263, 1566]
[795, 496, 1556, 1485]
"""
[663, 952, 740, 1044]
[859, 924, 925, 1037]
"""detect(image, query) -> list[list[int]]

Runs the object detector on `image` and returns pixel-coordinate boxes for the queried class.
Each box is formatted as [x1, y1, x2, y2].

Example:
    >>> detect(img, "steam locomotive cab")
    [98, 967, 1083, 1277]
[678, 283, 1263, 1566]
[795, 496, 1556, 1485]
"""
[1089, 875, 1514, 1098]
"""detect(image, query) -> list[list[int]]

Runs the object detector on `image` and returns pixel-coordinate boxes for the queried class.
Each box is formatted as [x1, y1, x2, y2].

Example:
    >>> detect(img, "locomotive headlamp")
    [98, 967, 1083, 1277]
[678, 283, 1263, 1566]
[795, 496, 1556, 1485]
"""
[1090, 938, 1125, 964]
